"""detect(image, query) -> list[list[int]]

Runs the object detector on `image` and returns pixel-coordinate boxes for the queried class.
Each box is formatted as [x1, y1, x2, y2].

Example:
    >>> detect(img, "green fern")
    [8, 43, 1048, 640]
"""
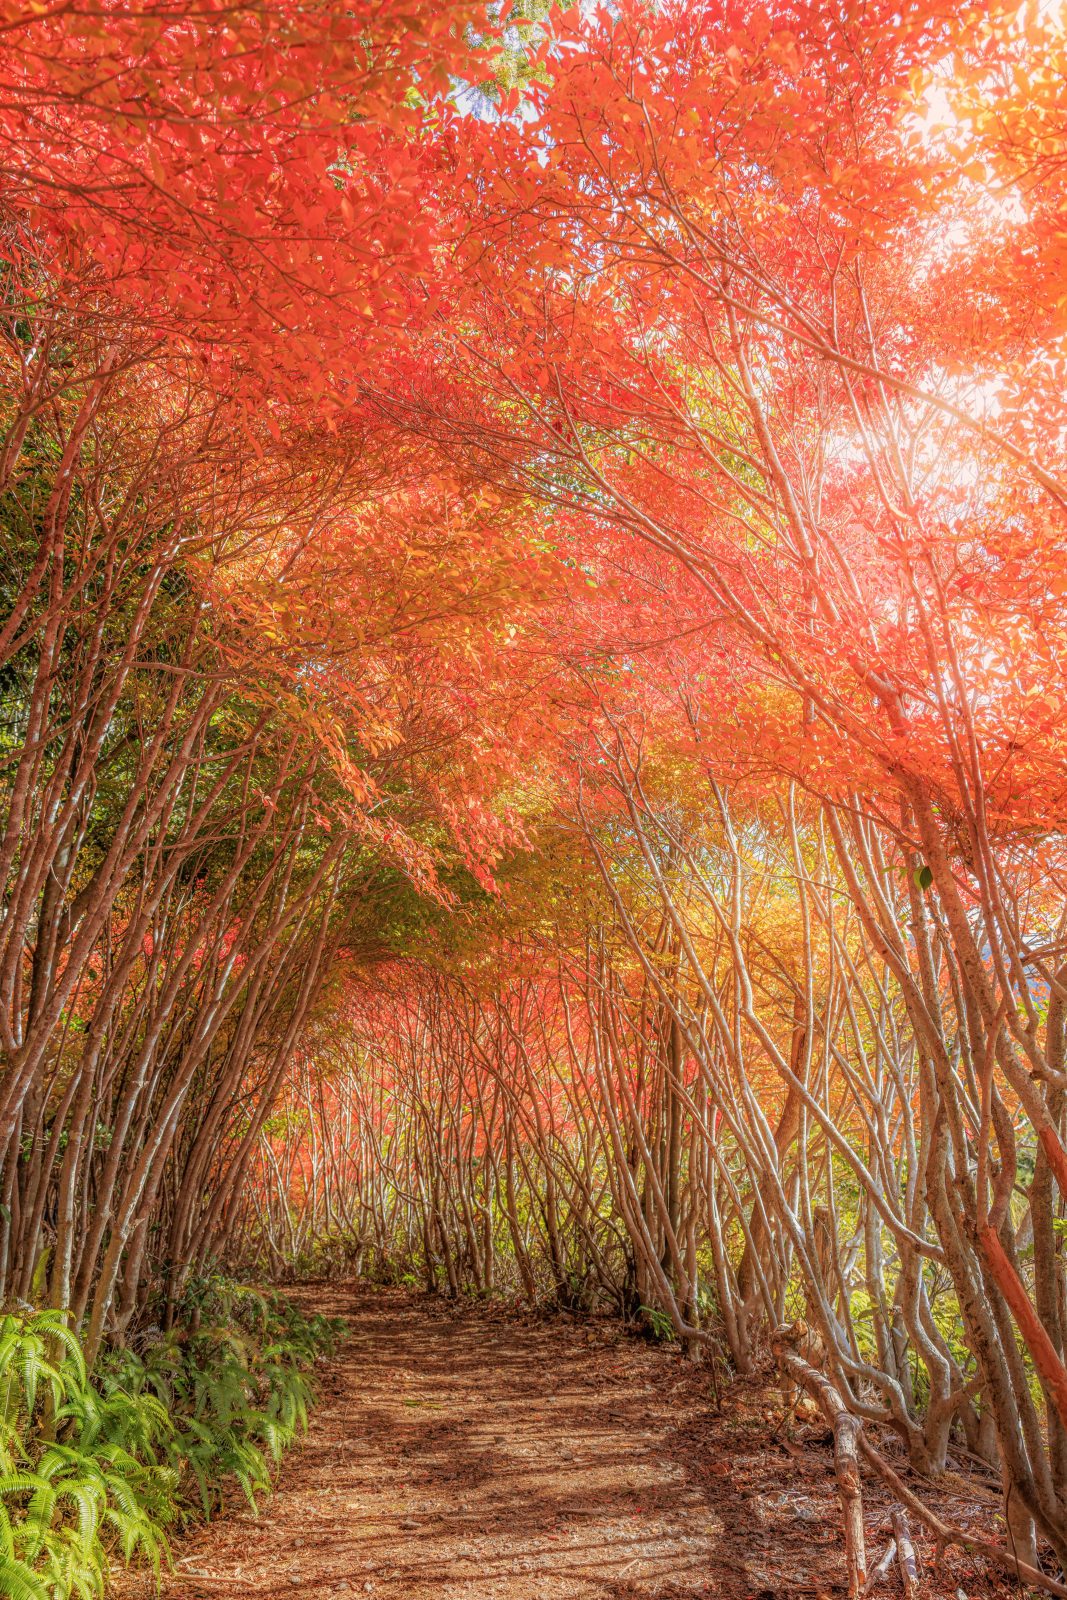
[0, 1284, 337, 1598]
[0, 1551, 50, 1600]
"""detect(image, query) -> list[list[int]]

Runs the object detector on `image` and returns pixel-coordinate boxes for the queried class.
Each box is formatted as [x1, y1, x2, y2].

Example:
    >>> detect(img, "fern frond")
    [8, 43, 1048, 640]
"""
[0, 1551, 50, 1600]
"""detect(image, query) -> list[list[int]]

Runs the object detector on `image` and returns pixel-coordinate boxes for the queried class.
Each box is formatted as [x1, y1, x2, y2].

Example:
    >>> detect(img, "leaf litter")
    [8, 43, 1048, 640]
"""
[112, 1283, 1026, 1600]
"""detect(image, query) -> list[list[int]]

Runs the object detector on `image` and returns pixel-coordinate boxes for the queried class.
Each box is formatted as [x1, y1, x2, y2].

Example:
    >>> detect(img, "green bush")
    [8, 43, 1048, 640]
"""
[0, 1283, 340, 1598]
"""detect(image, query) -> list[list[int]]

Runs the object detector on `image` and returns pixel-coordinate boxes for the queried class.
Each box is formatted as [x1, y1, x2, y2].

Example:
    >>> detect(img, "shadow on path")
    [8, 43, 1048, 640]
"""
[113, 1283, 852, 1600]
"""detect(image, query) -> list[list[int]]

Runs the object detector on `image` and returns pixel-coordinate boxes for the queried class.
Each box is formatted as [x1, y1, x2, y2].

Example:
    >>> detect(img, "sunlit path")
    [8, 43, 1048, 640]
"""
[113, 1285, 1019, 1600]
[114, 1286, 843, 1600]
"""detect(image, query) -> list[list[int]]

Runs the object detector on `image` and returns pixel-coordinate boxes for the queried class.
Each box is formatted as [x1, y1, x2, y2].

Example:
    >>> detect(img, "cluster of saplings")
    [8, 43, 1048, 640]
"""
[0, 1276, 339, 1599]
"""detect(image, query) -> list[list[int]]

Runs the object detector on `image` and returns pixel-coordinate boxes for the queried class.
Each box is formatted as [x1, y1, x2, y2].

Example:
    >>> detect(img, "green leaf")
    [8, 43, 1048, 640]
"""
[0, 1552, 50, 1600]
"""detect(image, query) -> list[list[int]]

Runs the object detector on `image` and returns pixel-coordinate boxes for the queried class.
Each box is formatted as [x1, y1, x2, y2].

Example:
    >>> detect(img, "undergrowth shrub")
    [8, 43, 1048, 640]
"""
[0, 1280, 341, 1599]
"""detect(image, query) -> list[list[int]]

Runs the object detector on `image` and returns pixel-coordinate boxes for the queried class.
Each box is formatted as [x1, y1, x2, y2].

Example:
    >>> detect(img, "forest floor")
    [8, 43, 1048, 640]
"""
[113, 1283, 1025, 1600]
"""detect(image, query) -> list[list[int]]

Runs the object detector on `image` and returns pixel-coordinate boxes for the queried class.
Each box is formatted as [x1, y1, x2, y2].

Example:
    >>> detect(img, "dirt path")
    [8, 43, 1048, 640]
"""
[113, 1285, 1011, 1600]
